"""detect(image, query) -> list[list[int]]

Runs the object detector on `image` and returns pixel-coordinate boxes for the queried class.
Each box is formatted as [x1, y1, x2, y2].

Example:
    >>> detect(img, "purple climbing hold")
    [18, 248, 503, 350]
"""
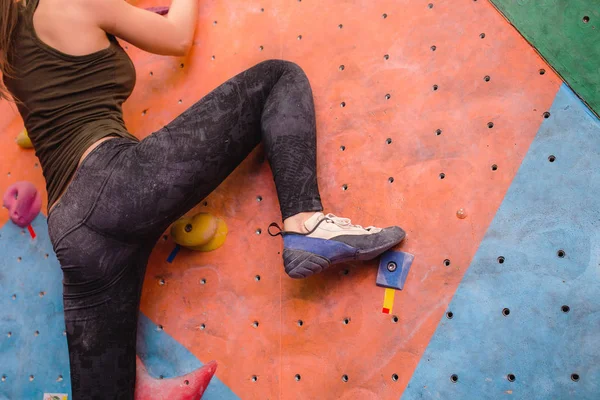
[2, 181, 41, 228]
[145, 6, 170, 15]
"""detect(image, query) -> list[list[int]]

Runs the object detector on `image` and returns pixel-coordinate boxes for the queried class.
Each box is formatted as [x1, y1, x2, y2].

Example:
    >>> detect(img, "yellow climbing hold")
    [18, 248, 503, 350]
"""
[188, 217, 228, 252]
[16, 128, 33, 148]
[170, 212, 227, 251]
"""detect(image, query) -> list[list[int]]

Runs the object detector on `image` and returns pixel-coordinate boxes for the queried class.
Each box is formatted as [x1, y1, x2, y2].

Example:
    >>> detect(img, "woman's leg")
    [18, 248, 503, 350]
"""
[86, 59, 323, 243]
[50, 58, 405, 398]
[49, 59, 324, 399]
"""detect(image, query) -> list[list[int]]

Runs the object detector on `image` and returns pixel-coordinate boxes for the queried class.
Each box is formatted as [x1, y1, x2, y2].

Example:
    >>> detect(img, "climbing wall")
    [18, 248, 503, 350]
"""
[1, 0, 598, 399]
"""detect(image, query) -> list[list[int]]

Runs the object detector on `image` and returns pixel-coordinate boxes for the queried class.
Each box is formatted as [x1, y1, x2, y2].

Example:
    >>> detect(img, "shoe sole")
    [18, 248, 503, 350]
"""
[284, 235, 405, 279]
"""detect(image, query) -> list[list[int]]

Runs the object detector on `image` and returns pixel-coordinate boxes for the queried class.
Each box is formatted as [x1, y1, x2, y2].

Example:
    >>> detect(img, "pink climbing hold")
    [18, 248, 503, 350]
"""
[135, 357, 217, 400]
[145, 6, 170, 15]
[2, 181, 42, 228]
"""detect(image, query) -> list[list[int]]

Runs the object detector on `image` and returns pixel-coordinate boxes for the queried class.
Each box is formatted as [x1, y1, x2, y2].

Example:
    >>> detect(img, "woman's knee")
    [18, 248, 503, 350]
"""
[259, 59, 306, 77]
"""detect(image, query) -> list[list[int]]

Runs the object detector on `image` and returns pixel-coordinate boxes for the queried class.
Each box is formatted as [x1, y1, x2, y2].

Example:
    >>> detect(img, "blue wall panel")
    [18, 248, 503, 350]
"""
[0, 216, 238, 399]
[403, 84, 600, 399]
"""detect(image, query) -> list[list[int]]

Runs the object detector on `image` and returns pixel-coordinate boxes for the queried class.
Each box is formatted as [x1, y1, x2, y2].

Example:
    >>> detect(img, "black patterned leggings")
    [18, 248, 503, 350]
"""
[47, 60, 323, 399]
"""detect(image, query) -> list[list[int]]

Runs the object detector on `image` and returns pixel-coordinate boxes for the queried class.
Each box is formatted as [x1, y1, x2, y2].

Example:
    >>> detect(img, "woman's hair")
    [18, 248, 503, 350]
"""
[0, 0, 20, 101]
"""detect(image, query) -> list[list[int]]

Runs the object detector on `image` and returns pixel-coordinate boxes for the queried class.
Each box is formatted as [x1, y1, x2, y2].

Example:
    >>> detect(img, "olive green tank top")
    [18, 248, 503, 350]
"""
[3, 0, 139, 211]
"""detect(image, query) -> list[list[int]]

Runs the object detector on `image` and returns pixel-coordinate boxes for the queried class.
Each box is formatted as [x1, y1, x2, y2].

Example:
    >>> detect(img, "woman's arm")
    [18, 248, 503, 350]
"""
[89, 0, 199, 56]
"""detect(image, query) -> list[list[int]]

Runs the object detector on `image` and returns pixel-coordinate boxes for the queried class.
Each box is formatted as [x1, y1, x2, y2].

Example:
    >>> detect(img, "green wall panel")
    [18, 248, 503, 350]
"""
[490, 0, 600, 117]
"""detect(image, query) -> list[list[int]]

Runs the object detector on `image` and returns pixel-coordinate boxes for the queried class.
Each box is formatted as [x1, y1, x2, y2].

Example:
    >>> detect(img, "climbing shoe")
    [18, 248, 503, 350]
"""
[269, 212, 406, 279]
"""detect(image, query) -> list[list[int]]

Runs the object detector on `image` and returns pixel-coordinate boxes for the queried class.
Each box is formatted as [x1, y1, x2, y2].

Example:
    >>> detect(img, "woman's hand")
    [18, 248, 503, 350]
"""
[89, 0, 199, 56]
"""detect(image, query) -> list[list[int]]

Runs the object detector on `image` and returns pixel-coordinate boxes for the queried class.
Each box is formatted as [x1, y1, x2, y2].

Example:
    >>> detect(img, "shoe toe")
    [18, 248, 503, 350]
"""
[382, 226, 406, 245]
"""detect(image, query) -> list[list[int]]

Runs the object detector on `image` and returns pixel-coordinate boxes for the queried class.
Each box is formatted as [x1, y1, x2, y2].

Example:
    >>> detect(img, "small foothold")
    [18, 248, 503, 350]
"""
[3, 181, 42, 228]
[16, 128, 33, 148]
[456, 208, 467, 219]
[377, 251, 414, 290]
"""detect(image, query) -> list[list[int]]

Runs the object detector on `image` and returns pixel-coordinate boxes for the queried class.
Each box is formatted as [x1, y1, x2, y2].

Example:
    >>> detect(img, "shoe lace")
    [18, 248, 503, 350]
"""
[324, 214, 377, 230]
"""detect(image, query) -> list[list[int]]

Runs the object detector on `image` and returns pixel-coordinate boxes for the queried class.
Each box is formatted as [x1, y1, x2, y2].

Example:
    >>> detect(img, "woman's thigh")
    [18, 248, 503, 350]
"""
[86, 61, 294, 239]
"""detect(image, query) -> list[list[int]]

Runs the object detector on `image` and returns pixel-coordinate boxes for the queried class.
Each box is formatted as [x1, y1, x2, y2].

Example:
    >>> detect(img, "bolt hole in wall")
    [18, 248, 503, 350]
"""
[561, 305, 570, 313]
[548, 155, 556, 162]
[342, 374, 349, 382]
[295, 374, 301, 382]
[557, 249, 566, 258]
[571, 373, 580, 382]
[502, 308, 510, 316]
[446, 311, 454, 319]
[507, 373, 516, 382]
[450, 374, 458, 383]
[582, 16, 590, 23]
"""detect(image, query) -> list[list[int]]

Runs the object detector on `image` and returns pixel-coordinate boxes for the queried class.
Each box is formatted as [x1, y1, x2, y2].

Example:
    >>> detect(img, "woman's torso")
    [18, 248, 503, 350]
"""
[3, 0, 139, 212]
